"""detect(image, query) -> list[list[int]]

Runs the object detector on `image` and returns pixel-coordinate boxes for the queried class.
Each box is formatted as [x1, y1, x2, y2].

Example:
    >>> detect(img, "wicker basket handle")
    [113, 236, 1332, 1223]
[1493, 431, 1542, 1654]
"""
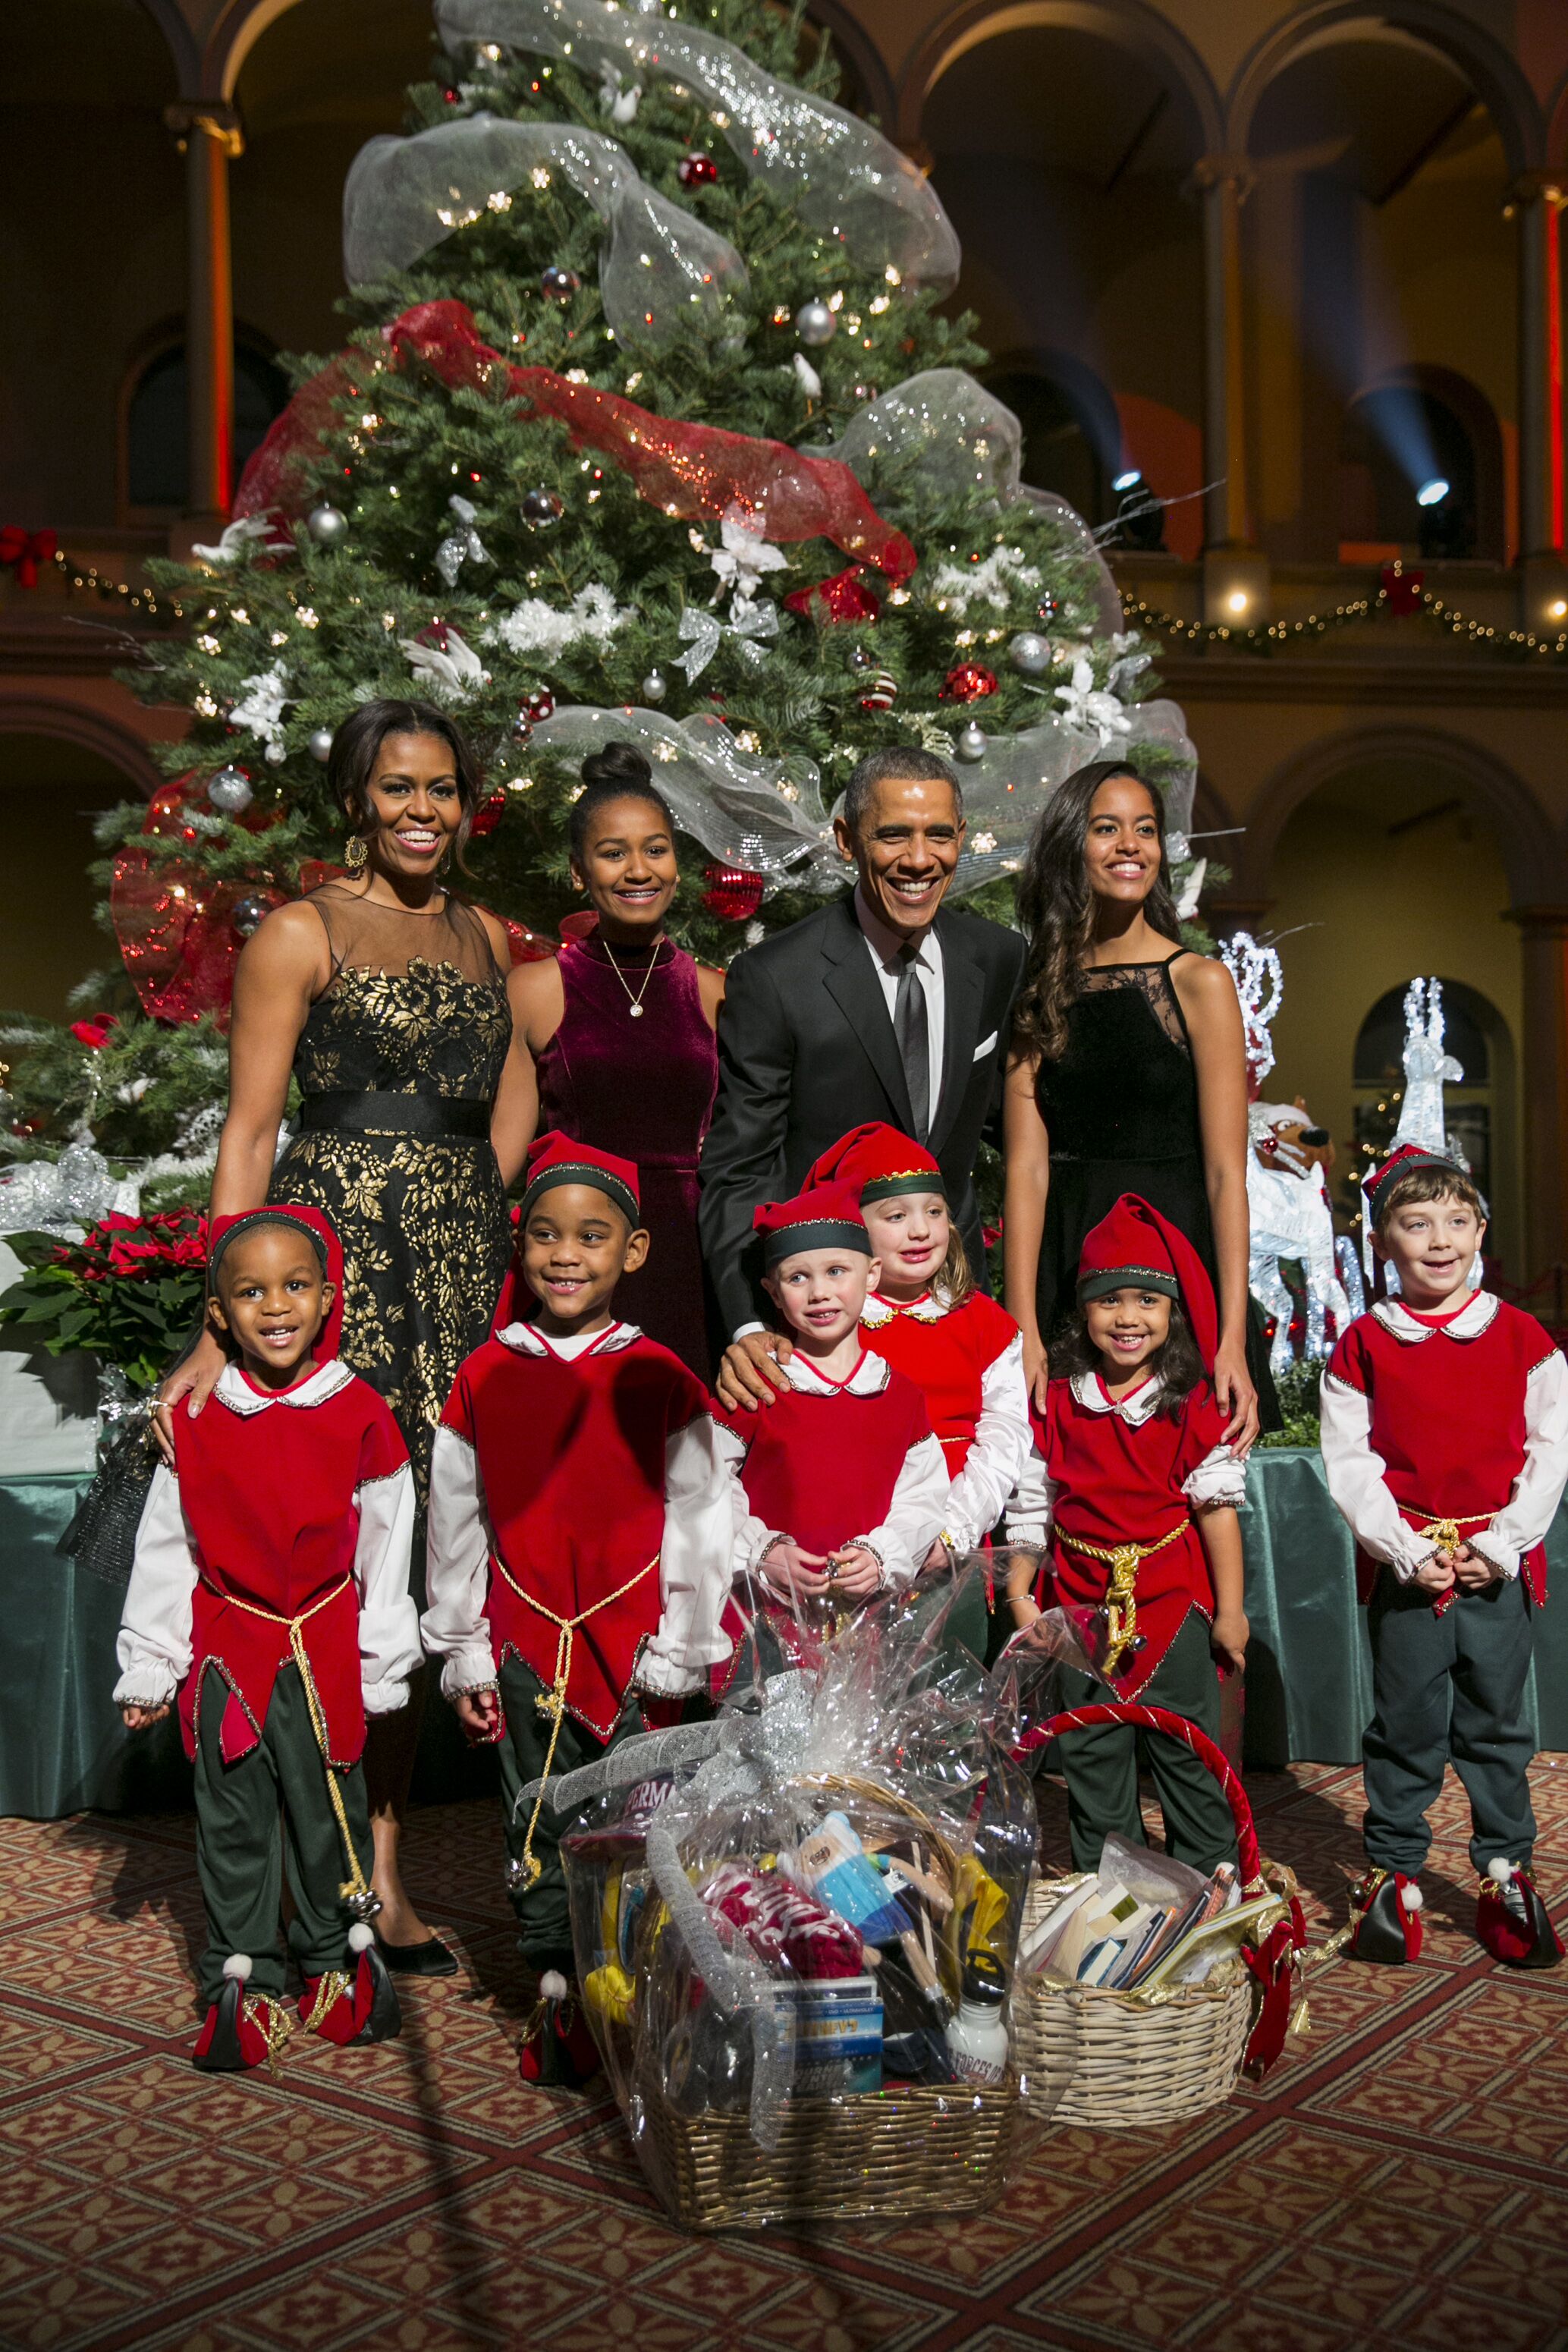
[1012, 1702, 1262, 1892]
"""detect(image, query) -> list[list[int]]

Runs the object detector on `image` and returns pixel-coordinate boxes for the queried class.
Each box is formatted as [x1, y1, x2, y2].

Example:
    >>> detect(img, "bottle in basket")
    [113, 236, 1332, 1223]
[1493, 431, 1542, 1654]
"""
[945, 1953, 1008, 2086]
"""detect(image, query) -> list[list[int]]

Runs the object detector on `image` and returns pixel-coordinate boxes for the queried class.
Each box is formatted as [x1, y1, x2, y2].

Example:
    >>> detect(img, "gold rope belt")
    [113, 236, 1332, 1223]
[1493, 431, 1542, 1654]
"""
[1400, 1505, 1495, 1554]
[492, 1551, 659, 1889]
[1054, 1518, 1191, 1676]
[206, 1577, 373, 1916]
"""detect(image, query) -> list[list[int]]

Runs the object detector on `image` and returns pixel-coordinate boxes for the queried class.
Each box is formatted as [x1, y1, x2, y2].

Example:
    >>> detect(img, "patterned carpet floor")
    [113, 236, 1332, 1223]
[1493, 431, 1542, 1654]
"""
[2, 1758, 1566, 2352]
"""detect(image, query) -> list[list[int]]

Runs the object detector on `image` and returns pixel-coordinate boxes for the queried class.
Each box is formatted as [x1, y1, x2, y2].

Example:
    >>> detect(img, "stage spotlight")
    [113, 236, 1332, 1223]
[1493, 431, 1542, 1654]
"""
[1416, 477, 1450, 508]
[1113, 472, 1165, 553]
[1112, 468, 1142, 493]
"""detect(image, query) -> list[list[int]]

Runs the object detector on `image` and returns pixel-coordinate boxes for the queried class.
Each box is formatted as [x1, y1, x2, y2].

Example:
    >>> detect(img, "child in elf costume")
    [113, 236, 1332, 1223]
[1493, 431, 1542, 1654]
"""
[715, 1184, 951, 1664]
[422, 1133, 733, 2071]
[1321, 1143, 1567, 1968]
[115, 1206, 419, 2070]
[1004, 1193, 1249, 1872]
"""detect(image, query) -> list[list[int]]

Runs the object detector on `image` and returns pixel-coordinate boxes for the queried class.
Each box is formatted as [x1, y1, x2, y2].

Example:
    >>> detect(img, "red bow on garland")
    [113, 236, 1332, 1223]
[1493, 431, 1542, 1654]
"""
[0, 527, 58, 590]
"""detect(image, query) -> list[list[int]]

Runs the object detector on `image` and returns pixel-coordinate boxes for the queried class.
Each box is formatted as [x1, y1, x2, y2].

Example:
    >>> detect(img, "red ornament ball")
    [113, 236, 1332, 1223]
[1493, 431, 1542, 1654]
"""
[523, 688, 555, 723]
[940, 663, 999, 703]
[677, 153, 719, 188]
[858, 668, 899, 714]
[702, 863, 765, 923]
[470, 789, 507, 839]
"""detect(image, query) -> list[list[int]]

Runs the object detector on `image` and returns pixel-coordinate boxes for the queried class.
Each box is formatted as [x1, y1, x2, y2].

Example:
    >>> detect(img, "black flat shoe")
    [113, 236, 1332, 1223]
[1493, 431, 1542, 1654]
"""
[374, 1932, 459, 1978]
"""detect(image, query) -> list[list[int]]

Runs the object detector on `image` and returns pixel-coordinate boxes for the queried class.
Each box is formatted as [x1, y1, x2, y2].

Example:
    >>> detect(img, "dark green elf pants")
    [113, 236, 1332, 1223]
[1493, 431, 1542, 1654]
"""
[495, 1656, 647, 1974]
[1364, 1569, 1538, 1877]
[1052, 1611, 1238, 1876]
[192, 1660, 374, 2005]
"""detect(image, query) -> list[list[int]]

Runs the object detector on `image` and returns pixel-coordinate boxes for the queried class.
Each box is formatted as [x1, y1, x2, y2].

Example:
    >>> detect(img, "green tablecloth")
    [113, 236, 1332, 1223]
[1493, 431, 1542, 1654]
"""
[2, 1453, 1565, 1816]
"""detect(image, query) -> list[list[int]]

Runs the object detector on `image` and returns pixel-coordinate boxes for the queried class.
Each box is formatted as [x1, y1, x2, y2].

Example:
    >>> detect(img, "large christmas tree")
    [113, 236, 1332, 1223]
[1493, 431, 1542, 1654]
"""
[1, 0, 1196, 1224]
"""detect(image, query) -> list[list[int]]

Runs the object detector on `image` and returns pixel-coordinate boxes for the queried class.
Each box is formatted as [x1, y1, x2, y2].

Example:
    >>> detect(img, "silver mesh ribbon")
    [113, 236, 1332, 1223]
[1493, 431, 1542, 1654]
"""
[433, 0, 960, 290]
[344, 112, 749, 351]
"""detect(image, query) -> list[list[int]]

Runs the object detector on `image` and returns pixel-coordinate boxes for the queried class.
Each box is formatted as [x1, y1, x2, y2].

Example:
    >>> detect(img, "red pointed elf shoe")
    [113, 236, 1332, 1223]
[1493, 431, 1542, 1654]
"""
[298, 1924, 404, 2045]
[518, 1970, 602, 2091]
[1476, 1858, 1564, 1970]
[1347, 1867, 1424, 1964]
[193, 1954, 290, 2072]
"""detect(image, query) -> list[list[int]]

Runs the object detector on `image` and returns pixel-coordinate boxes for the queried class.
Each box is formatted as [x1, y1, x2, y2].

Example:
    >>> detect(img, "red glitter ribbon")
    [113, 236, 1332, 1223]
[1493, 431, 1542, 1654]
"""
[236, 300, 916, 582]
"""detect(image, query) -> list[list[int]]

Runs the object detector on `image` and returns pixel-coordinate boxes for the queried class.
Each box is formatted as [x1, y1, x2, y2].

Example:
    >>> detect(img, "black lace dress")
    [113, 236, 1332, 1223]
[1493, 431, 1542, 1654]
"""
[270, 890, 514, 1508]
[1033, 956, 1278, 1418]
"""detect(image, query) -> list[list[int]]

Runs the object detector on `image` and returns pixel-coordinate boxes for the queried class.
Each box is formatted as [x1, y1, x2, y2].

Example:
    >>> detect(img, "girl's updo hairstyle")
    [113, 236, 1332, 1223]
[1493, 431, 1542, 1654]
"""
[569, 740, 678, 866]
[328, 698, 486, 867]
[1013, 759, 1182, 1062]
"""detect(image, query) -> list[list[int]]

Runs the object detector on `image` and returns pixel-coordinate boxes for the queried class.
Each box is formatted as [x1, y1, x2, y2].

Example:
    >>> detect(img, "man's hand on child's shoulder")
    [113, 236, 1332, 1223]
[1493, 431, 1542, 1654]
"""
[716, 1331, 793, 1413]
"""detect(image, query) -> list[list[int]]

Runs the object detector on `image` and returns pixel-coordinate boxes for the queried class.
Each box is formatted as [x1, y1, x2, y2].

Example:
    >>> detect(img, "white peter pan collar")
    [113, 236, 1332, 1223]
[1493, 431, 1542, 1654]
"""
[496, 1319, 642, 1360]
[1371, 1290, 1498, 1344]
[216, 1358, 355, 1416]
[784, 1347, 891, 1398]
[1070, 1368, 1163, 1426]
[861, 1291, 947, 1329]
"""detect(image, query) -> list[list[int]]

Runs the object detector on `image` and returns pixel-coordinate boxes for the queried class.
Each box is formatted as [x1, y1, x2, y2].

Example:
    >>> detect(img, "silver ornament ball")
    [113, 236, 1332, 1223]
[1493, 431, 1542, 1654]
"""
[794, 298, 837, 348]
[306, 502, 348, 548]
[306, 727, 335, 766]
[206, 764, 253, 816]
[231, 893, 270, 939]
[642, 668, 668, 704]
[523, 486, 564, 528]
[1008, 630, 1051, 676]
[955, 720, 988, 763]
[848, 644, 875, 671]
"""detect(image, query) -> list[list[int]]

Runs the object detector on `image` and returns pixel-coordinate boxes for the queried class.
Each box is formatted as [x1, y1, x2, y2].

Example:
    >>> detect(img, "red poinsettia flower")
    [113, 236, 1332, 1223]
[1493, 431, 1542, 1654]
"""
[69, 1013, 120, 1050]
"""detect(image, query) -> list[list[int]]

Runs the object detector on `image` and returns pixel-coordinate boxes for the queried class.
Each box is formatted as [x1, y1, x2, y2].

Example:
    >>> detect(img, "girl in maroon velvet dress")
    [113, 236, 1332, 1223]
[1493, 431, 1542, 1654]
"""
[511, 743, 723, 1377]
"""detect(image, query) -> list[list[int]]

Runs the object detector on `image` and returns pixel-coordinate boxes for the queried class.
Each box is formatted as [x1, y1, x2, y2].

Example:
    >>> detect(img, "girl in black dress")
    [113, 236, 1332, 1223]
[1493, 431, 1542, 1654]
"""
[1003, 760, 1263, 1448]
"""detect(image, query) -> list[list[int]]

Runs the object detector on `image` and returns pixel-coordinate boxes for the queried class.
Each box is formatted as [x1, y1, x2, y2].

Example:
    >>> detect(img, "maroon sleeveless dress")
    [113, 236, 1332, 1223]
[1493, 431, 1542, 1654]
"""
[536, 923, 718, 1378]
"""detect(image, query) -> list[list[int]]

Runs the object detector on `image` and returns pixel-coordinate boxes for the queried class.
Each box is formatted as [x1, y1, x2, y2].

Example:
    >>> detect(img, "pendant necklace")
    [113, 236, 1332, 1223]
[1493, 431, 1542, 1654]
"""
[602, 936, 665, 1019]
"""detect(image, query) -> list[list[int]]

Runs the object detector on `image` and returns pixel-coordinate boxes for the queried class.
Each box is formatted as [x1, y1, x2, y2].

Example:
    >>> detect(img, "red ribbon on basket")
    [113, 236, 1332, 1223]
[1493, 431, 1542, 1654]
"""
[1012, 1700, 1307, 2082]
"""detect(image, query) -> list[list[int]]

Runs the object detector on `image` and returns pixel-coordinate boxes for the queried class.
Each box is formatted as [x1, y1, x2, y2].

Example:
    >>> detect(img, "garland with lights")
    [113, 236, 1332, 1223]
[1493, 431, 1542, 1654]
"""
[1122, 560, 1568, 660]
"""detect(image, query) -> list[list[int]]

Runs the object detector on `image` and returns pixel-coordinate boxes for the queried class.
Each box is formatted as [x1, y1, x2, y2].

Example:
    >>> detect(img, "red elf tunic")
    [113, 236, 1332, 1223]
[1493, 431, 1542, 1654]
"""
[424, 1321, 733, 1740]
[120, 1360, 412, 1768]
[1021, 1370, 1240, 1698]
[1321, 1292, 1565, 1606]
[859, 1289, 1029, 1551]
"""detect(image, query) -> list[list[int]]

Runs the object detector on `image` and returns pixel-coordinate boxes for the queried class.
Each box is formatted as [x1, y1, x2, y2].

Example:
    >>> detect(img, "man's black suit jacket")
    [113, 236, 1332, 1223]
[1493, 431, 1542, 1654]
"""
[698, 893, 1027, 1336]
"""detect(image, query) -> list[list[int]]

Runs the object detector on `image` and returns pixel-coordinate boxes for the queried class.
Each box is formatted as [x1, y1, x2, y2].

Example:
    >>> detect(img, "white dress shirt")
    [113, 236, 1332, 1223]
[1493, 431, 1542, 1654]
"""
[855, 885, 945, 1130]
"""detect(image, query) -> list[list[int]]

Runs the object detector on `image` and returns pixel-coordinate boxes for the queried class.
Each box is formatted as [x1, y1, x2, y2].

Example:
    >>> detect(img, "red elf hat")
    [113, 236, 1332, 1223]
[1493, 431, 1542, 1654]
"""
[520, 1130, 641, 1228]
[1362, 1140, 1473, 1222]
[1076, 1192, 1218, 1369]
[753, 1184, 873, 1269]
[802, 1121, 945, 1206]
[206, 1204, 345, 1360]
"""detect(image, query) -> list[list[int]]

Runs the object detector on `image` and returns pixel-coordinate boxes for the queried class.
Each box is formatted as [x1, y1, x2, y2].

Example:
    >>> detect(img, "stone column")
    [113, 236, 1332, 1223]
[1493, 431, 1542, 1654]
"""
[165, 102, 244, 539]
[1192, 154, 1268, 624]
[1509, 905, 1568, 1284]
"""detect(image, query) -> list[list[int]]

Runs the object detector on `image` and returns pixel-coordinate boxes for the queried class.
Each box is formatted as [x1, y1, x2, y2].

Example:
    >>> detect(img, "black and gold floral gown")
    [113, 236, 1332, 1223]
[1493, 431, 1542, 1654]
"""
[271, 889, 513, 1516]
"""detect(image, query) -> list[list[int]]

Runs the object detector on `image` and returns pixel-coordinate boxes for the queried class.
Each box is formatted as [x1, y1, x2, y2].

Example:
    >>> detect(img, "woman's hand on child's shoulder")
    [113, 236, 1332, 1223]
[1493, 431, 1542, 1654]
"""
[1209, 1609, 1249, 1677]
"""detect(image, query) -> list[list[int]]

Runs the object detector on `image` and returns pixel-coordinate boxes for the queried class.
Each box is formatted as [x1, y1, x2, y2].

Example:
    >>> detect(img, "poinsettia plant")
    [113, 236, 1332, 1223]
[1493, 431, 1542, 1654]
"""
[0, 1208, 208, 1391]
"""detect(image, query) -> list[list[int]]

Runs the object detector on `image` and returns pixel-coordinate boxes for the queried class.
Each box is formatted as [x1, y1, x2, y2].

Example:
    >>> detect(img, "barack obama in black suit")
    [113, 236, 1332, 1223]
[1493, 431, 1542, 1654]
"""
[698, 750, 1026, 1371]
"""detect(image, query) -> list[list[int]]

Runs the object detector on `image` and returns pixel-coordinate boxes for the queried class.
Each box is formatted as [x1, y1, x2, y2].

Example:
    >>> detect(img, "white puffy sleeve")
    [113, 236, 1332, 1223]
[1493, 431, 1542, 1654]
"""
[1470, 1349, 1568, 1579]
[114, 1464, 198, 1708]
[859, 1433, 951, 1593]
[1005, 1442, 1056, 1549]
[420, 1423, 500, 1698]
[1183, 1443, 1248, 1511]
[636, 1413, 736, 1696]
[945, 1331, 1032, 1551]
[353, 1462, 421, 1715]
[1318, 1369, 1438, 1580]
[715, 1417, 783, 1582]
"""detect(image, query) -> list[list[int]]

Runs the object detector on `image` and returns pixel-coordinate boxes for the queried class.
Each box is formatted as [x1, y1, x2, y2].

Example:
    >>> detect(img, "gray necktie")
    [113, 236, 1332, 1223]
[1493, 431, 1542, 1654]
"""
[893, 942, 930, 1142]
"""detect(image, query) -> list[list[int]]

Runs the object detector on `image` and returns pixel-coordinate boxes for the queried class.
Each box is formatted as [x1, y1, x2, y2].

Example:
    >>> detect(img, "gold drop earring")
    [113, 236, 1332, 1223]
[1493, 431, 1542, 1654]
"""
[344, 833, 368, 873]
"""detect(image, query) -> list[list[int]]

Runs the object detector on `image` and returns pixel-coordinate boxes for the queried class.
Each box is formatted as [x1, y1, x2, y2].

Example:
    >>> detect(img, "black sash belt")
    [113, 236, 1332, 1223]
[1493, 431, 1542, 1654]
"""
[298, 1092, 492, 1140]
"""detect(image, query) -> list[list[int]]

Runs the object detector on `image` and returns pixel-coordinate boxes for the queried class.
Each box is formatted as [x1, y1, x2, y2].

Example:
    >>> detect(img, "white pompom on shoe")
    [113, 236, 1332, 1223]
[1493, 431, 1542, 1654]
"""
[1401, 1883, 1424, 1911]
[348, 1923, 375, 1953]
[1485, 1857, 1515, 1885]
[539, 1970, 570, 2001]
[222, 1953, 253, 1983]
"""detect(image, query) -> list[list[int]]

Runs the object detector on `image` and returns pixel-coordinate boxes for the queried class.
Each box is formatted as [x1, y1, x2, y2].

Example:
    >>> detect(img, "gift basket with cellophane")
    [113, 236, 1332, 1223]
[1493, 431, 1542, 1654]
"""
[523, 1567, 1062, 2229]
